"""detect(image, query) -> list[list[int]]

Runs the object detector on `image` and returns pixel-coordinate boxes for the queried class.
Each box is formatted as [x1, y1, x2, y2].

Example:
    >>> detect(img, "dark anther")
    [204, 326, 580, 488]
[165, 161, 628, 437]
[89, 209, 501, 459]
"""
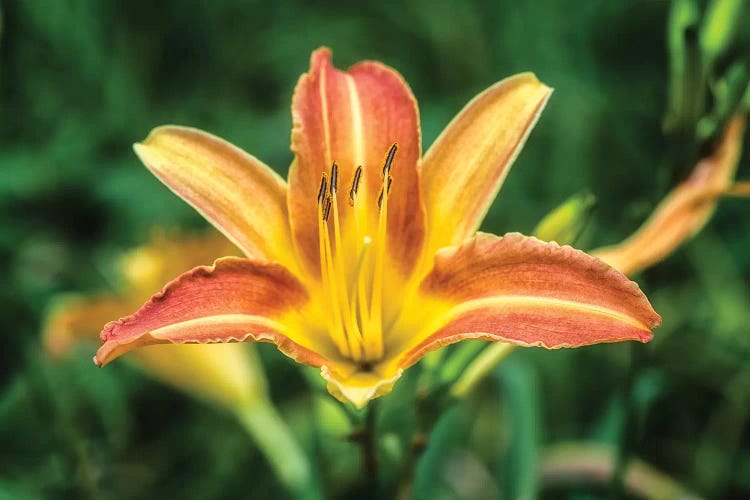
[382, 143, 398, 178]
[317, 174, 328, 205]
[330, 162, 339, 195]
[349, 166, 363, 206]
[323, 195, 332, 221]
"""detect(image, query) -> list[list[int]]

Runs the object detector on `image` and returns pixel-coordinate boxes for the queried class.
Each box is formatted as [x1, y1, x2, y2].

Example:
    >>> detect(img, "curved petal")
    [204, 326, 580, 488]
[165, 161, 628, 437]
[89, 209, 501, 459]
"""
[95, 257, 335, 367]
[420, 74, 553, 256]
[134, 126, 298, 272]
[288, 47, 425, 276]
[592, 116, 746, 275]
[391, 233, 660, 369]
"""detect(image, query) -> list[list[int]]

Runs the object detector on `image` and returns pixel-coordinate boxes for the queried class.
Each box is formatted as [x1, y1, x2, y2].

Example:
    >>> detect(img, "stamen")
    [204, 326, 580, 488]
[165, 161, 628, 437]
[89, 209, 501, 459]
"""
[317, 197, 350, 357]
[367, 147, 397, 361]
[349, 166, 362, 206]
[330, 186, 363, 361]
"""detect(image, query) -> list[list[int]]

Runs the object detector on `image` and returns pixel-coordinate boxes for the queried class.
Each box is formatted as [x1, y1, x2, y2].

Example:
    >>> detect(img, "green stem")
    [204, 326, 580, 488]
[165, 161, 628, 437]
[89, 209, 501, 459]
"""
[235, 400, 321, 500]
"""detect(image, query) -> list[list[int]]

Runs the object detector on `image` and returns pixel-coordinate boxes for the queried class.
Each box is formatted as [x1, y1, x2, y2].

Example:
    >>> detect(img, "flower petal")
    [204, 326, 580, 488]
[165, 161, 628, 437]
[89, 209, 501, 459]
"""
[134, 126, 298, 271]
[392, 233, 660, 369]
[420, 74, 552, 256]
[95, 257, 334, 368]
[592, 116, 746, 275]
[289, 47, 425, 275]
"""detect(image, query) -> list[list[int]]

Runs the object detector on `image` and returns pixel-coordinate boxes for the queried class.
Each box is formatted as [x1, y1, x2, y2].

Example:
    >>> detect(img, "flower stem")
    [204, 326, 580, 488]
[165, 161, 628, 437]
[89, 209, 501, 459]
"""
[235, 401, 321, 500]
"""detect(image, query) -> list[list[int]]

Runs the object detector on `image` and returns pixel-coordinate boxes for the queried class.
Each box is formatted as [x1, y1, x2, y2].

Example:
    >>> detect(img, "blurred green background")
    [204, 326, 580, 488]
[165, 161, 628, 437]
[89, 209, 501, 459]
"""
[1, 0, 749, 498]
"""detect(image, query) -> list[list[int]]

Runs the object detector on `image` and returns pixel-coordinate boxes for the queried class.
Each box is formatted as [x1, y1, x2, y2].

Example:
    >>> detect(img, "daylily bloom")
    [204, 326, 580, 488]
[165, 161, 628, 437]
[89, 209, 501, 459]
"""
[593, 116, 746, 275]
[96, 48, 661, 408]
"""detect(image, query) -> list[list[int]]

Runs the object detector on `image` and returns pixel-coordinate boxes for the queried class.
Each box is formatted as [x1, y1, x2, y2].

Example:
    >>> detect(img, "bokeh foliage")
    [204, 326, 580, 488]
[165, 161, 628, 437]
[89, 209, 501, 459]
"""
[1, 0, 749, 498]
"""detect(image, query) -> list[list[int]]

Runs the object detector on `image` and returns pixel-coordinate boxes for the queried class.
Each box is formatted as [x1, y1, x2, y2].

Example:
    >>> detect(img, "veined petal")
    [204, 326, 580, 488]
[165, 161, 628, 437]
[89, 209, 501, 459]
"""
[420, 74, 552, 257]
[593, 116, 746, 275]
[134, 126, 298, 271]
[95, 257, 334, 368]
[391, 233, 660, 369]
[289, 47, 425, 275]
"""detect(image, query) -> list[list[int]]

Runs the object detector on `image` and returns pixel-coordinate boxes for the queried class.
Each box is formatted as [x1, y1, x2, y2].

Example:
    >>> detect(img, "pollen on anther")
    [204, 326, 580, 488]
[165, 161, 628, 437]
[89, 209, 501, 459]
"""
[349, 166, 363, 206]
[329, 162, 339, 195]
[317, 174, 328, 205]
[382, 143, 398, 178]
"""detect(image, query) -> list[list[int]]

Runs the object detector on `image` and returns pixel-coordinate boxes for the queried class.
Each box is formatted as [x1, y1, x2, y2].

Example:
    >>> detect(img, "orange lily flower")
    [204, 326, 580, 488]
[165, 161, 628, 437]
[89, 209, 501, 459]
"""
[96, 48, 661, 407]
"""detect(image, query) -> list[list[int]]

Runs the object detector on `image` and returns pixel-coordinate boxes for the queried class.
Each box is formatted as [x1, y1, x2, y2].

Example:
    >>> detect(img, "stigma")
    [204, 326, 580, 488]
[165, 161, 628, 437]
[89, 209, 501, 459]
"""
[316, 143, 397, 364]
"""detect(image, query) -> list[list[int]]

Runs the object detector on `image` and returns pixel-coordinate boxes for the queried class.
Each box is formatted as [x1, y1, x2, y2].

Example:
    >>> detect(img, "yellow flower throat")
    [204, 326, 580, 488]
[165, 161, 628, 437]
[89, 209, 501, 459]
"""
[316, 144, 398, 365]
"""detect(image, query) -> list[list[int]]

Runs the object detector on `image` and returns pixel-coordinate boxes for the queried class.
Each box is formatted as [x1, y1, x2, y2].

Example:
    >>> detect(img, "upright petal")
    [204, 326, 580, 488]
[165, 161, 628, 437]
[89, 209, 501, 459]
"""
[95, 257, 334, 368]
[592, 116, 746, 275]
[389, 233, 660, 369]
[134, 126, 298, 271]
[289, 48, 425, 275]
[420, 74, 552, 256]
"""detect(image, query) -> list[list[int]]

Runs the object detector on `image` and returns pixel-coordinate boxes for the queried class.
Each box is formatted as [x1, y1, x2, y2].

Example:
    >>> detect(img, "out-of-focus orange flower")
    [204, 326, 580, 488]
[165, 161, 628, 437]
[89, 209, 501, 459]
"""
[44, 230, 268, 410]
[96, 48, 660, 408]
[45, 230, 318, 496]
[593, 116, 746, 275]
